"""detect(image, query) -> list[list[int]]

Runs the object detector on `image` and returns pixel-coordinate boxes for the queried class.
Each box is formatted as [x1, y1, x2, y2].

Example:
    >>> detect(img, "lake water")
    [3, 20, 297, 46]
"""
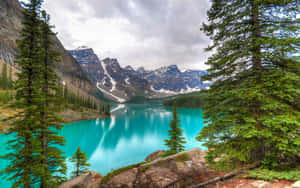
[0, 104, 205, 187]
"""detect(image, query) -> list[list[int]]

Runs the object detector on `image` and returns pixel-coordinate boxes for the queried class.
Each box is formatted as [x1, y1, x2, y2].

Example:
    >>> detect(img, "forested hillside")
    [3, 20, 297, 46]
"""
[163, 91, 207, 109]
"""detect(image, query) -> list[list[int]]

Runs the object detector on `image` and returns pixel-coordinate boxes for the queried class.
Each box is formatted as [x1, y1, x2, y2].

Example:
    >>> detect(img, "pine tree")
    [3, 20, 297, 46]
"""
[8, 65, 13, 89]
[37, 11, 66, 187]
[3, 0, 43, 187]
[104, 104, 111, 116]
[1, 63, 8, 89]
[164, 103, 186, 154]
[69, 147, 91, 177]
[197, 1, 300, 169]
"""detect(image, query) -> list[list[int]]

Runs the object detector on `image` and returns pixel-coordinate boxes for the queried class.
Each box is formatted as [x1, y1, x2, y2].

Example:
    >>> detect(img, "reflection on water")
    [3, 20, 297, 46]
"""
[0, 104, 205, 187]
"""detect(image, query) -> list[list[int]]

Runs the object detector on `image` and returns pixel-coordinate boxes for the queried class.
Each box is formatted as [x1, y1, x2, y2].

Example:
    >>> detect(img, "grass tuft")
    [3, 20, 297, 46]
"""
[100, 161, 146, 184]
[175, 153, 189, 162]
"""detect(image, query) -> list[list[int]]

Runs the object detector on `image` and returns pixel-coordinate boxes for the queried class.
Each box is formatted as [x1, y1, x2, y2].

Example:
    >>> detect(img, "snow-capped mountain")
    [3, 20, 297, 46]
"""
[68, 47, 210, 102]
[69, 47, 104, 82]
[136, 65, 209, 94]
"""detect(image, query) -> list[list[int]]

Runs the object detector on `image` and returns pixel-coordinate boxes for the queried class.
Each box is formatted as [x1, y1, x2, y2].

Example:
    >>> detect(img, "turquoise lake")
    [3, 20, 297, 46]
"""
[0, 104, 205, 187]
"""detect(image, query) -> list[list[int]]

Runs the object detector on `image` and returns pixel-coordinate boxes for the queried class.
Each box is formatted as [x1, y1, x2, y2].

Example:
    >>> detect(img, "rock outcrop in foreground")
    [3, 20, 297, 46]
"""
[59, 171, 102, 188]
[59, 148, 206, 188]
[101, 148, 206, 188]
[59, 148, 298, 188]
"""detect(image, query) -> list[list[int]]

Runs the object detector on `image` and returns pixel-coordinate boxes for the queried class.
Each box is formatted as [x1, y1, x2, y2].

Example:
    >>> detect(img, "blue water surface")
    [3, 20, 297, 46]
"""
[0, 104, 205, 187]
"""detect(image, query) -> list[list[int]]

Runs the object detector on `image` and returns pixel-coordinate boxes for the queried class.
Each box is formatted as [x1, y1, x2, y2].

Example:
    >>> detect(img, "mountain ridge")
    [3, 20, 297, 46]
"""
[69, 47, 211, 102]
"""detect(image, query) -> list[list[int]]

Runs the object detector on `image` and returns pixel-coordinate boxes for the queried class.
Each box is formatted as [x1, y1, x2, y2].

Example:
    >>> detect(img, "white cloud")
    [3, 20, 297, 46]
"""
[41, 0, 211, 70]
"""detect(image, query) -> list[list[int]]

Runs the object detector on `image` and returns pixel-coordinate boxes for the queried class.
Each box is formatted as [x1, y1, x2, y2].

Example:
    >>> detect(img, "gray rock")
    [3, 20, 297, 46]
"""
[59, 171, 102, 188]
[250, 180, 271, 188]
[145, 150, 165, 162]
[104, 168, 138, 188]
[100, 148, 206, 188]
[292, 181, 300, 188]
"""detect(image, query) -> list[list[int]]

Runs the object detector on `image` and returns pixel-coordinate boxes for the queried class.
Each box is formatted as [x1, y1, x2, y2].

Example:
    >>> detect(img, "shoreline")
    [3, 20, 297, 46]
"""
[0, 107, 110, 133]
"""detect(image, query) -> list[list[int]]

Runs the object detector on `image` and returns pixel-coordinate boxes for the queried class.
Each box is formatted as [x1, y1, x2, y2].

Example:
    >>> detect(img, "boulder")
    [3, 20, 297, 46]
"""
[292, 181, 300, 188]
[250, 180, 271, 188]
[137, 167, 179, 187]
[100, 148, 206, 188]
[59, 171, 102, 188]
[145, 150, 165, 162]
[103, 168, 138, 188]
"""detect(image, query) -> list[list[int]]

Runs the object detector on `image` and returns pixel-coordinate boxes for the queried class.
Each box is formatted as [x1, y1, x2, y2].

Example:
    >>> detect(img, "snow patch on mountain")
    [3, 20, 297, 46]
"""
[151, 85, 202, 95]
[125, 77, 130, 85]
[103, 63, 117, 92]
[203, 80, 212, 84]
[75, 46, 90, 50]
[96, 82, 126, 103]
[185, 85, 201, 92]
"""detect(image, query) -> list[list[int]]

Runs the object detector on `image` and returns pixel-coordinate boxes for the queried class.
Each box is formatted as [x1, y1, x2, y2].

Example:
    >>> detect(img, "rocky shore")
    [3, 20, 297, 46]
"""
[0, 106, 109, 133]
[60, 148, 298, 188]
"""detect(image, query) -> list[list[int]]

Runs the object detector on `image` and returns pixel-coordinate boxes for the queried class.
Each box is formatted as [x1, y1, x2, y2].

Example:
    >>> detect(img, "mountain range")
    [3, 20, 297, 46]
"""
[69, 47, 210, 102]
[0, 0, 210, 104]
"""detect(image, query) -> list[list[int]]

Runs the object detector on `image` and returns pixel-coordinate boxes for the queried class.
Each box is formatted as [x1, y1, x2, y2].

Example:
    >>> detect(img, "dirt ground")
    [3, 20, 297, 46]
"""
[193, 171, 295, 188]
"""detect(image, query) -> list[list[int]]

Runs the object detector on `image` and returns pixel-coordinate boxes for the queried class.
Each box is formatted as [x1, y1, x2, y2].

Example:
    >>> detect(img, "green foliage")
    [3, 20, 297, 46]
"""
[2, 1, 67, 187]
[69, 147, 91, 177]
[0, 63, 13, 90]
[2, 0, 45, 187]
[197, 0, 300, 171]
[37, 10, 67, 187]
[1, 63, 8, 89]
[161, 150, 177, 158]
[175, 153, 189, 162]
[163, 91, 208, 109]
[0, 90, 14, 104]
[104, 104, 111, 116]
[243, 168, 300, 181]
[63, 84, 105, 112]
[100, 162, 146, 184]
[164, 103, 187, 154]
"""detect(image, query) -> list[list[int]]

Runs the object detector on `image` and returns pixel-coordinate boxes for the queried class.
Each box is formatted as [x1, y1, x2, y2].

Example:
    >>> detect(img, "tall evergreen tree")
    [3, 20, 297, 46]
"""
[1, 63, 8, 89]
[105, 104, 111, 116]
[197, 0, 300, 169]
[8, 65, 13, 89]
[69, 147, 90, 177]
[3, 0, 43, 187]
[37, 11, 66, 187]
[164, 103, 186, 154]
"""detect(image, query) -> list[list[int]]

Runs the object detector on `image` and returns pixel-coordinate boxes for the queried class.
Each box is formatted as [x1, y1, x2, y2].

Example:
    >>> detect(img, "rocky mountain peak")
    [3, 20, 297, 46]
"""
[76, 46, 90, 50]
[124, 65, 134, 71]
[102, 58, 121, 69]
[137, 67, 146, 73]
[166, 65, 180, 73]
[69, 47, 210, 102]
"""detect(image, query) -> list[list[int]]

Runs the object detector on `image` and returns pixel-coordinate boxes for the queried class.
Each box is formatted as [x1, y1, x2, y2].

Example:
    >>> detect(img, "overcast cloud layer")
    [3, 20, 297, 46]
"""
[42, 0, 211, 70]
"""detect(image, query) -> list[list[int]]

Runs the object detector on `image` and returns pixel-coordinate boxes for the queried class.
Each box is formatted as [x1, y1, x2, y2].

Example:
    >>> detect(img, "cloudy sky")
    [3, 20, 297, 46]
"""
[42, 0, 211, 70]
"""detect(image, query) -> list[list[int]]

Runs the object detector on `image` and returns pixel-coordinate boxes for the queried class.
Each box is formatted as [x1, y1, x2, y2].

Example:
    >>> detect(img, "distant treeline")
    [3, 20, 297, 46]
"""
[0, 90, 14, 105]
[0, 63, 13, 90]
[63, 85, 110, 115]
[0, 63, 110, 114]
[0, 63, 14, 104]
[163, 91, 207, 109]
